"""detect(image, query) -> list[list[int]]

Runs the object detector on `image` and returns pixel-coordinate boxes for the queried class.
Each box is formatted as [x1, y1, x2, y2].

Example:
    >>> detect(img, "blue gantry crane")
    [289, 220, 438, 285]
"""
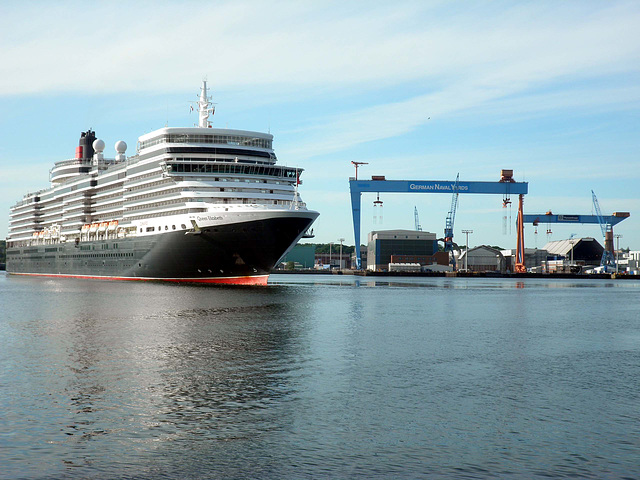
[522, 194, 630, 272]
[349, 170, 528, 270]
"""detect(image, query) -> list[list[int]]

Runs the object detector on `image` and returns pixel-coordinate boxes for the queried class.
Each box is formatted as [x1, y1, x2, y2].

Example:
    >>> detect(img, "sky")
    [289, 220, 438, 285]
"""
[1, 0, 639, 250]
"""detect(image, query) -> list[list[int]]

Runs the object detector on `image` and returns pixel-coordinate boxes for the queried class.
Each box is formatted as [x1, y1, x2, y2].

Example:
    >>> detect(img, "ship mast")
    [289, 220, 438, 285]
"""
[198, 80, 215, 128]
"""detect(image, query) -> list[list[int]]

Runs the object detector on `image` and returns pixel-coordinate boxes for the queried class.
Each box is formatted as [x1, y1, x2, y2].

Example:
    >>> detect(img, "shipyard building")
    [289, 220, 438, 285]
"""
[367, 229, 447, 271]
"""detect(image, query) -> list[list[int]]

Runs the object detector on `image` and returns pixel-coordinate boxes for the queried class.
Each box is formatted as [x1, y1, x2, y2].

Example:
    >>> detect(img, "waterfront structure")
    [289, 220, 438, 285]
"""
[6, 82, 318, 284]
[457, 245, 505, 273]
[314, 252, 351, 269]
[350, 246, 368, 270]
[542, 238, 603, 272]
[500, 248, 549, 273]
[367, 229, 438, 271]
[625, 251, 640, 274]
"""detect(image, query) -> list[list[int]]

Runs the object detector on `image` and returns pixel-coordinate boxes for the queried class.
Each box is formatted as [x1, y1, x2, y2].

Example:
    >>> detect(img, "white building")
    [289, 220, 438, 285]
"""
[457, 245, 505, 272]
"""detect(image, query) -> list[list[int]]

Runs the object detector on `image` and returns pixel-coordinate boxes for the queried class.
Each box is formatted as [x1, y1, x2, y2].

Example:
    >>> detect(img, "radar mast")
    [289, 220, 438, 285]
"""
[198, 80, 215, 128]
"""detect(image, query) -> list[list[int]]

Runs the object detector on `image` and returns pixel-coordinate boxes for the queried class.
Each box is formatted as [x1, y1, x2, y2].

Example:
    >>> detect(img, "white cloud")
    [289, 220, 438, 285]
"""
[1, 1, 639, 97]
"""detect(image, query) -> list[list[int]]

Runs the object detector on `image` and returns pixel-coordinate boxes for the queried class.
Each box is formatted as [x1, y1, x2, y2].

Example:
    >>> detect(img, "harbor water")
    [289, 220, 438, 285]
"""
[1, 271, 639, 479]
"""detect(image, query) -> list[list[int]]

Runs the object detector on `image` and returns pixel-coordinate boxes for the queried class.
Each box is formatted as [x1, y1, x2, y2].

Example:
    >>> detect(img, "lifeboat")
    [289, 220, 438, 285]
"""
[81, 224, 90, 233]
[98, 222, 108, 232]
[44, 229, 51, 239]
[38, 231, 45, 238]
[89, 223, 98, 233]
[107, 220, 118, 231]
[32, 232, 38, 238]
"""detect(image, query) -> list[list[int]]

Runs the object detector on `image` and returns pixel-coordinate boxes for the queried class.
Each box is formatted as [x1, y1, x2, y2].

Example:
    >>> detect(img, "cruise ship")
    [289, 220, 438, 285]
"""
[5, 82, 319, 285]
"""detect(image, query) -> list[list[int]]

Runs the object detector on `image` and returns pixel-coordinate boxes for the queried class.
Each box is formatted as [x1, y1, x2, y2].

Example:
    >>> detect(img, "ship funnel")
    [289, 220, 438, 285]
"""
[76, 130, 96, 159]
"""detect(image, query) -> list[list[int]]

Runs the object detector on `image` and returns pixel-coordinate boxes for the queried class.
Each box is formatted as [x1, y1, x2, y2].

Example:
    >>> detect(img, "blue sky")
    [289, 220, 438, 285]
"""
[1, 1, 639, 250]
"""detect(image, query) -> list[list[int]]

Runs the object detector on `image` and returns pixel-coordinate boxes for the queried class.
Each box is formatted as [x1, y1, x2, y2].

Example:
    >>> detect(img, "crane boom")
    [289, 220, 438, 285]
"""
[414, 206, 422, 231]
[591, 190, 607, 237]
[443, 174, 460, 269]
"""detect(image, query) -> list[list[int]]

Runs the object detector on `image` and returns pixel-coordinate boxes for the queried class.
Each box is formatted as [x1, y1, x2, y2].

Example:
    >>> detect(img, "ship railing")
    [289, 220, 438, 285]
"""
[52, 158, 93, 168]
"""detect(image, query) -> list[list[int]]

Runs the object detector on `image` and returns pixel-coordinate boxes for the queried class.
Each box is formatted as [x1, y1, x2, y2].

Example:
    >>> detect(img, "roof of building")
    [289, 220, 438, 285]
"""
[542, 237, 601, 256]
[368, 229, 436, 241]
[459, 245, 503, 259]
[500, 248, 548, 256]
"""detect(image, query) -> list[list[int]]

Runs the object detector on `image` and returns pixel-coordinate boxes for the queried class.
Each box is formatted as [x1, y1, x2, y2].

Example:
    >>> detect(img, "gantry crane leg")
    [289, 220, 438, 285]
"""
[515, 194, 526, 273]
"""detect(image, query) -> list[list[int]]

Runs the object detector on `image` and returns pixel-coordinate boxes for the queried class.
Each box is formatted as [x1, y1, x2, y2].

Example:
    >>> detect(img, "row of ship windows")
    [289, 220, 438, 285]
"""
[127, 198, 184, 211]
[13, 179, 122, 211]
[168, 163, 297, 178]
[11, 193, 291, 232]
[126, 188, 182, 203]
[139, 134, 272, 150]
[143, 224, 187, 233]
[126, 170, 162, 183]
[93, 182, 127, 195]
[127, 208, 197, 221]
[13, 253, 135, 260]
[172, 156, 274, 166]
[65, 172, 126, 191]
[127, 178, 173, 192]
[126, 196, 288, 211]
[10, 183, 285, 222]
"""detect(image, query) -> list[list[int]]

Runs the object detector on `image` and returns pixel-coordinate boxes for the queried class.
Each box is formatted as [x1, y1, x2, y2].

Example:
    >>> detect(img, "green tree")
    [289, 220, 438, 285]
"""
[308, 243, 357, 255]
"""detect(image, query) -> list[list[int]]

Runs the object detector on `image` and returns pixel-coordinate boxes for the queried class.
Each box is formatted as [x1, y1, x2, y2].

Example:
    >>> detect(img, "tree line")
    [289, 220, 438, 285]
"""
[302, 243, 357, 255]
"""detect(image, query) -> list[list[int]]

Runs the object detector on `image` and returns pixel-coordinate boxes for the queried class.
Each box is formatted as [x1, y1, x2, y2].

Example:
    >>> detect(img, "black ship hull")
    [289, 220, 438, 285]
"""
[6, 216, 315, 285]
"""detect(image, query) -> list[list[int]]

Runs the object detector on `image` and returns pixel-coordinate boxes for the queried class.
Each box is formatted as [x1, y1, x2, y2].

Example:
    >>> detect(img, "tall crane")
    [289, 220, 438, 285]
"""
[414, 206, 422, 231]
[591, 190, 616, 271]
[443, 173, 460, 269]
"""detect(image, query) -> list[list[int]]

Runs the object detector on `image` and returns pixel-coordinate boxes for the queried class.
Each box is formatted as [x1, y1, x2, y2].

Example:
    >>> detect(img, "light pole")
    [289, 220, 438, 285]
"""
[338, 238, 345, 270]
[329, 242, 333, 269]
[462, 229, 473, 272]
[615, 234, 622, 273]
[569, 233, 576, 267]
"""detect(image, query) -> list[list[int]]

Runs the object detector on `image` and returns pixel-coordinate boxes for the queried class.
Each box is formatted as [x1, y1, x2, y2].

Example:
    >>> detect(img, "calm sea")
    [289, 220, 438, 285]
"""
[1, 271, 639, 479]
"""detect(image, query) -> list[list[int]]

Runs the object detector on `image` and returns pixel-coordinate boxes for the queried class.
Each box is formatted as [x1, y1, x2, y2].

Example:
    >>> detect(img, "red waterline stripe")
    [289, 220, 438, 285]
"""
[8, 272, 269, 286]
